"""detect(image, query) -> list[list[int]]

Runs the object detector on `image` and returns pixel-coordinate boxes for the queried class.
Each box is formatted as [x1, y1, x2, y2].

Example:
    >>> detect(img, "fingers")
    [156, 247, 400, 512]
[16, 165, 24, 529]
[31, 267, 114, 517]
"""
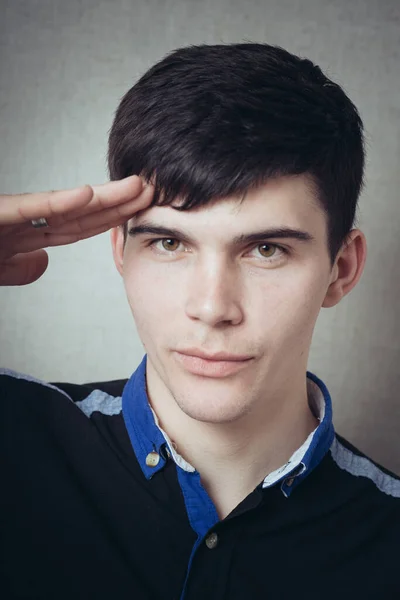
[4, 184, 154, 257]
[42, 224, 113, 247]
[49, 175, 146, 226]
[6, 222, 122, 256]
[85, 175, 146, 214]
[0, 186, 94, 225]
[49, 182, 154, 235]
[0, 175, 144, 226]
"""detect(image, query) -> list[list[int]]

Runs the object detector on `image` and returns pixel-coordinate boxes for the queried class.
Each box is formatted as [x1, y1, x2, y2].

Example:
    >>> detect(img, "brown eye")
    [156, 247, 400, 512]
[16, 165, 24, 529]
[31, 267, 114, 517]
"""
[161, 238, 180, 251]
[257, 244, 277, 258]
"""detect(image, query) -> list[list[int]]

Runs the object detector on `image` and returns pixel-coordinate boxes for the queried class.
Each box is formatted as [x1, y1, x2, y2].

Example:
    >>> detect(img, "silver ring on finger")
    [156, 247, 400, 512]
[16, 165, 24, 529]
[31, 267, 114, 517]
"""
[31, 218, 49, 228]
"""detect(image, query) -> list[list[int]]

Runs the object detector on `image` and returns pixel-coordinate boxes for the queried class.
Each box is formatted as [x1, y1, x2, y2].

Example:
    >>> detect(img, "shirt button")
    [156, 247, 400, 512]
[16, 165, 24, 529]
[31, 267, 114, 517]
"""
[286, 477, 294, 486]
[205, 532, 218, 549]
[145, 451, 160, 467]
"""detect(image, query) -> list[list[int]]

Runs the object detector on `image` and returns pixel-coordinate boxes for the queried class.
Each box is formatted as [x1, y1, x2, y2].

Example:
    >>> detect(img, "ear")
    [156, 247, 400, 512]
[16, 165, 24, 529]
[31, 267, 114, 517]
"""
[322, 229, 367, 308]
[110, 225, 125, 277]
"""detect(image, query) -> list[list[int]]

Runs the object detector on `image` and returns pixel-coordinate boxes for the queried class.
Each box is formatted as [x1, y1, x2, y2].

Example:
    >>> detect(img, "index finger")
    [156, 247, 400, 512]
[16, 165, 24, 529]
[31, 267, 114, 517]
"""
[75, 175, 146, 216]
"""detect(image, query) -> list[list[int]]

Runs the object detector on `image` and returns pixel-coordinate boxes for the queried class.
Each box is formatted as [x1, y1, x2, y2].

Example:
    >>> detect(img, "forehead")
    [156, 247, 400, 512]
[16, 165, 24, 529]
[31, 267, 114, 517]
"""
[131, 174, 326, 236]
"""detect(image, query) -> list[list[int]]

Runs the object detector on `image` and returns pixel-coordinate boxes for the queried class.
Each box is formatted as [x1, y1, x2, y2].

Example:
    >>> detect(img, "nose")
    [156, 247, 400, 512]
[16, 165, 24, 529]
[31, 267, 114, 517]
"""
[185, 257, 244, 327]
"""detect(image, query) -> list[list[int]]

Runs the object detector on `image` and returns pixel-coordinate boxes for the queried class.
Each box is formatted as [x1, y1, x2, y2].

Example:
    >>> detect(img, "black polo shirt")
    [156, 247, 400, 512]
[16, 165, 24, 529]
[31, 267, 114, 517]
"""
[1, 355, 399, 599]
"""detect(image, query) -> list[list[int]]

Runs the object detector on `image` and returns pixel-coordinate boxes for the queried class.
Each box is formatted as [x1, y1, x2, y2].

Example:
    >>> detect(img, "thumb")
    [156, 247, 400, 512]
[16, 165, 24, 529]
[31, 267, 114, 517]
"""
[0, 250, 49, 286]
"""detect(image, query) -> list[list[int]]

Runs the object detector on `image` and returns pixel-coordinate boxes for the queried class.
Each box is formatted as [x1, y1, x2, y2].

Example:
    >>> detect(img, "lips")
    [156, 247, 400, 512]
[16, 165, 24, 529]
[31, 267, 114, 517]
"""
[174, 351, 253, 378]
[177, 348, 252, 361]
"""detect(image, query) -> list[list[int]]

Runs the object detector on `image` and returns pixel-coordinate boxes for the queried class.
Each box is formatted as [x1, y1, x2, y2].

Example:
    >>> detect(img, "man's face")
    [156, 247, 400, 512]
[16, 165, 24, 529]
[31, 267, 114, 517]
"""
[112, 175, 336, 424]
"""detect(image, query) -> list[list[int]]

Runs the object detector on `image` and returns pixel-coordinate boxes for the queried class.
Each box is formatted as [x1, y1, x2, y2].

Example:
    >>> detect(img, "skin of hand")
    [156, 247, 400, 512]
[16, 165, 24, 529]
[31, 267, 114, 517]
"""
[0, 176, 154, 286]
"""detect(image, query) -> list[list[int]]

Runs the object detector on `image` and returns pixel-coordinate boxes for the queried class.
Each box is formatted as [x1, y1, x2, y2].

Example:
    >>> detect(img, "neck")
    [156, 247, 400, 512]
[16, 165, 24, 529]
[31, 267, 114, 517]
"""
[146, 362, 319, 519]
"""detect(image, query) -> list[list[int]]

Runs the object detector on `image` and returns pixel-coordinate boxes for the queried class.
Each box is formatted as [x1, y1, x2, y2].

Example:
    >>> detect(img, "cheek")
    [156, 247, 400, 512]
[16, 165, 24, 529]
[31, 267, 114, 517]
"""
[122, 262, 181, 331]
[253, 269, 327, 342]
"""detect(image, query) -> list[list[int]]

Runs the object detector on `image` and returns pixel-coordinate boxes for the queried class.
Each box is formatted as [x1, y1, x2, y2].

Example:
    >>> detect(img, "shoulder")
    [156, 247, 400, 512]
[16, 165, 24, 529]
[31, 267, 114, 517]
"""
[0, 367, 75, 405]
[0, 367, 128, 416]
[53, 377, 128, 402]
[329, 432, 400, 501]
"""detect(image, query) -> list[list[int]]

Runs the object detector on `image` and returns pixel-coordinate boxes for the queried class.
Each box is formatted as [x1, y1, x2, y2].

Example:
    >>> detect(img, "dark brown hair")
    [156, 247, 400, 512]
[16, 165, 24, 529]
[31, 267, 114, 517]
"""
[108, 43, 365, 264]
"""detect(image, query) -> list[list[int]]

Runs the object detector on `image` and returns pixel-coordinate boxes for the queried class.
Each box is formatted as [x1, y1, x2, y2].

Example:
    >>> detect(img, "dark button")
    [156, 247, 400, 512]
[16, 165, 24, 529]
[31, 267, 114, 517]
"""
[159, 444, 171, 460]
[205, 532, 218, 549]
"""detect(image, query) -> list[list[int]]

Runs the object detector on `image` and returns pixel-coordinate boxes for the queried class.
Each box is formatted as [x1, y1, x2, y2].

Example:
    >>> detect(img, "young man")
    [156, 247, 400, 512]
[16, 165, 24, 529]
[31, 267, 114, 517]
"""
[1, 43, 399, 599]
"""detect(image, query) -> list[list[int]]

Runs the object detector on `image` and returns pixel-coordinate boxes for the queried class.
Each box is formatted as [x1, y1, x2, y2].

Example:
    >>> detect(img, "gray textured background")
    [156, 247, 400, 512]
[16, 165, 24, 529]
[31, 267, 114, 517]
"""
[0, 0, 399, 474]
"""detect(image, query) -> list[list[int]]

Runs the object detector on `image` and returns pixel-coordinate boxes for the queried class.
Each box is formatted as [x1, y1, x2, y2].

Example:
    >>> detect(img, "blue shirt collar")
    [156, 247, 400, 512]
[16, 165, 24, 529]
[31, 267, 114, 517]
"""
[122, 354, 335, 495]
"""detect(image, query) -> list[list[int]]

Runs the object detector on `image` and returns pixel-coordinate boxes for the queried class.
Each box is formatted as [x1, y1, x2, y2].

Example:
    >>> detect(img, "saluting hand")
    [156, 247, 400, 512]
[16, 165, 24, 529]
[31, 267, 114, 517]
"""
[0, 176, 154, 286]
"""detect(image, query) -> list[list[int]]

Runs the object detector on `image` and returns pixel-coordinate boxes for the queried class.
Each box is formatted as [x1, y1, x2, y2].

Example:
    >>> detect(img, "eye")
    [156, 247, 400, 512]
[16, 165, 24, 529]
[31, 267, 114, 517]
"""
[250, 243, 287, 261]
[159, 238, 180, 251]
[148, 238, 182, 252]
[256, 244, 278, 258]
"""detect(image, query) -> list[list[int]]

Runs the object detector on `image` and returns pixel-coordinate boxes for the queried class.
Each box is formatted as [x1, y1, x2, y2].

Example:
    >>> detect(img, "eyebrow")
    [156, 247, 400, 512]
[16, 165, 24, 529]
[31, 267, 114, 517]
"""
[127, 221, 315, 246]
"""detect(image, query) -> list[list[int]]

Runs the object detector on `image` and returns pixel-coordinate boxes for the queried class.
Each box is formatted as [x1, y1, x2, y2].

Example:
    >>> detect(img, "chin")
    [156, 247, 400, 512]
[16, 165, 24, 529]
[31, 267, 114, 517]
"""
[174, 393, 251, 424]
